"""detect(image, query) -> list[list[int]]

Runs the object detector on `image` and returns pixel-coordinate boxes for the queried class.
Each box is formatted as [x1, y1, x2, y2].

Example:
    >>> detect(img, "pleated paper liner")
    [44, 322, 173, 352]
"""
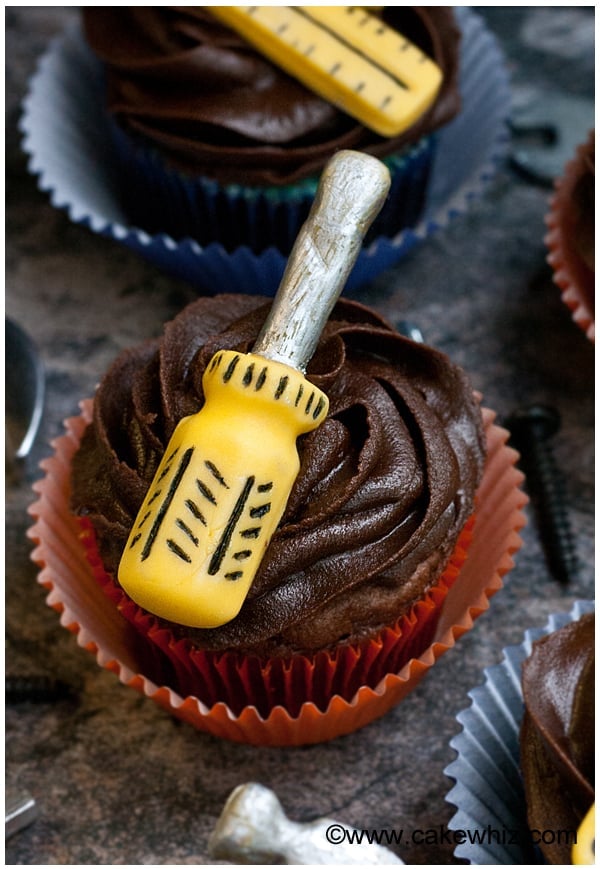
[108, 118, 436, 256]
[544, 130, 595, 342]
[28, 400, 526, 746]
[77, 512, 473, 719]
[444, 600, 594, 865]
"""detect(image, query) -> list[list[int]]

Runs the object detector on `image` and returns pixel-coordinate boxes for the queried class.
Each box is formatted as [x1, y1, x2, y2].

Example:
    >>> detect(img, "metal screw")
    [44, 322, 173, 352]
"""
[506, 404, 578, 584]
[5, 674, 75, 704]
[396, 320, 424, 344]
[5, 792, 38, 839]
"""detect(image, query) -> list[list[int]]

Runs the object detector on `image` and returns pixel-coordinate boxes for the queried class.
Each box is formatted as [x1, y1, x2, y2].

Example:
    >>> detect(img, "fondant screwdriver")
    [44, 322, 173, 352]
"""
[118, 150, 391, 628]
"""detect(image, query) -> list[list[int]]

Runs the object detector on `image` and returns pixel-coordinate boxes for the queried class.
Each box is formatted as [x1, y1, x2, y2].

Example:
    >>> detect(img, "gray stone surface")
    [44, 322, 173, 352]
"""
[5, 7, 594, 865]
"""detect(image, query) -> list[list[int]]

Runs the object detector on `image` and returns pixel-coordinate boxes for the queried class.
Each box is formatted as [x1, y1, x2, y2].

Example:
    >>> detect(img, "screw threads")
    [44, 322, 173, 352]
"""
[506, 404, 578, 585]
[522, 438, 578, 584]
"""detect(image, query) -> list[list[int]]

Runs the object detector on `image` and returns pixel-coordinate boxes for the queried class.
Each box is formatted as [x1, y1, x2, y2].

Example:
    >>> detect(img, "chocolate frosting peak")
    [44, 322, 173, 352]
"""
[71, 296, 485, 655]
[82, 7, 462, 185]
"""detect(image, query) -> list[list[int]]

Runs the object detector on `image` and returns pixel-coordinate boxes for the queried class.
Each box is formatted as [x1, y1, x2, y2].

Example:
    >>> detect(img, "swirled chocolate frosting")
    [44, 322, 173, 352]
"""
[71, 296, 485, 656]
[520, 613, 595, 864]
[81, 6, 461, 185]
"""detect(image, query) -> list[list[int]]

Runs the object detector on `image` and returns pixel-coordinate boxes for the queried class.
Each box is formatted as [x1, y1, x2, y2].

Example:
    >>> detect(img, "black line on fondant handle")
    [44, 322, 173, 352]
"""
[167, 538, 192, 563]
[208, 476, 255, 576]
[205, 460, 229, 488]
[140, 447, 194, 561]
[185, 498, 206, 525]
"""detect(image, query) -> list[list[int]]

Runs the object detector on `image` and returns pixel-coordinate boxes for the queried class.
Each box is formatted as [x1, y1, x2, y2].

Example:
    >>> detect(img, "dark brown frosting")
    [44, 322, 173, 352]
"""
[520, 613, 595, 864]
[81, 7, 462, 185]
[70, 296, 485, 656]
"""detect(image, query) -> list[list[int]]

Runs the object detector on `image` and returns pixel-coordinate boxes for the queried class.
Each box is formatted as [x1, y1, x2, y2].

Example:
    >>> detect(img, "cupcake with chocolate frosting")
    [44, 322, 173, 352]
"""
[445, 602, 593, 865]
[520, 612, 595, 865]
[81, 6, 462, 254]
[29, 294, 526, 745]
[69, 292, 488, 726]
[21, 7, 512, 294]
[71, 294, 484, 657]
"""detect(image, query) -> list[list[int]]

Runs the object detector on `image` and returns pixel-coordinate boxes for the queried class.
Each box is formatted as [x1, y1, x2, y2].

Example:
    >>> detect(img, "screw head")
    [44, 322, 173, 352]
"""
[506, 404, 561, 441]
[396, 320, 425, 343]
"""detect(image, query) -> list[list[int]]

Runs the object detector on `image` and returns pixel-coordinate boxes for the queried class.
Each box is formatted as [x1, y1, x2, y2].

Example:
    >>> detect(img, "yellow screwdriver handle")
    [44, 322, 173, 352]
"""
[118, 150, 391, 628]
[209, 6, 443, 137]
[119, 351, 327, 628]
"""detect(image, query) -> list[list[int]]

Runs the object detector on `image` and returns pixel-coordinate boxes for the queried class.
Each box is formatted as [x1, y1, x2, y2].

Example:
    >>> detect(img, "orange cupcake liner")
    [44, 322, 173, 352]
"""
[28, 399, 527, 746]
[76, 512, 474, 719]
[544, 130, 595, 342]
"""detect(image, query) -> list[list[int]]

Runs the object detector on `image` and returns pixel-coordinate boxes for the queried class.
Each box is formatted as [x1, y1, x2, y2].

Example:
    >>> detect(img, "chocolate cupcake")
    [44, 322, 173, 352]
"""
[445, 602, 594, 864]
[29, 275, 527, 744]
[70, 294, 485, 658]
[21, 7, 511, 293]
[81, 7, 461, 254]
[520, 613, 594, 865]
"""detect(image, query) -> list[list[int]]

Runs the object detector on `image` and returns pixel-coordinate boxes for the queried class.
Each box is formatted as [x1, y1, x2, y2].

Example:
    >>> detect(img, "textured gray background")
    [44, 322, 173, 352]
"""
[5, 7, 594, 865]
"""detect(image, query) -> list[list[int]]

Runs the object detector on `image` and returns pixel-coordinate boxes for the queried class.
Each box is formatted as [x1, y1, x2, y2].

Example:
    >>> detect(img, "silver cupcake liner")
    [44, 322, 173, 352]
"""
[444, 599, 595, 864]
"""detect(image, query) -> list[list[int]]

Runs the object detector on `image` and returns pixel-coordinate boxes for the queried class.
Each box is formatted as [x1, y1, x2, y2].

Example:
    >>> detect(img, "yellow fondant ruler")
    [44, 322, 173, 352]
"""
[209, 6, 443, 137]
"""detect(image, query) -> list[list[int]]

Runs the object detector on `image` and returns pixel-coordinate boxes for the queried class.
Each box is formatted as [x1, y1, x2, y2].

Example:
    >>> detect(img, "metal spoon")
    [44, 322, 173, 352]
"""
[5, 318, 45, 467]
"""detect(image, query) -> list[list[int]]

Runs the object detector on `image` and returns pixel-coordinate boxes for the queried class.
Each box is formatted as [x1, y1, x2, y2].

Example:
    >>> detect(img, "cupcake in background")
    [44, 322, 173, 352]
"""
[545, 131, 595, 341]
[445, 601, 594, 865]
[29, 292, 526, 746]
[20, 7, 511, 293]
[81, 6, 461, 256]
[520, 612, 594, 865]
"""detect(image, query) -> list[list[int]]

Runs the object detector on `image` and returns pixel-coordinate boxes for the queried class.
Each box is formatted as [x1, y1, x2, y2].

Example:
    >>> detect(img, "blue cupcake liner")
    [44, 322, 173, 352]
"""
[108, 118, 436, 256]
[444, 599, 595, 865]
[20, 7, 511, 295]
